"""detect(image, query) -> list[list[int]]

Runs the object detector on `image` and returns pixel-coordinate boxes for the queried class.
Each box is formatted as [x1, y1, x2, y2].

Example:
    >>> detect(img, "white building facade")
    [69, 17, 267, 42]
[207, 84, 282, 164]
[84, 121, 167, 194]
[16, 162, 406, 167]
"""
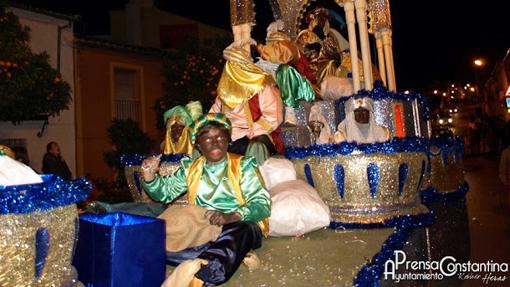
[0, 7, 76, 176]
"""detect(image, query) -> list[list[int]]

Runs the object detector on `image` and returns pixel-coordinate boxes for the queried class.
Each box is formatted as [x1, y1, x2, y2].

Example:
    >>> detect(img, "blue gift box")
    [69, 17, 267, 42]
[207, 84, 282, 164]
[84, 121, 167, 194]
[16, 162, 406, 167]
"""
[73, 212, 166, 287]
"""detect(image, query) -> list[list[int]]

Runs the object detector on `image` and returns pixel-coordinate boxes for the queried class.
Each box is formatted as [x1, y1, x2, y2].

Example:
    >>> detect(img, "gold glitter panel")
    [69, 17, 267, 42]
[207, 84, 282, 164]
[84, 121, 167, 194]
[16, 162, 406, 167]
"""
[230, 0, 256, 26]
[293, 152, 429, 224]
[424, 147, 465, 193]
[276, 0, 346, 38]
[368, 0, 392, 32]
[0, 205, 80, 286]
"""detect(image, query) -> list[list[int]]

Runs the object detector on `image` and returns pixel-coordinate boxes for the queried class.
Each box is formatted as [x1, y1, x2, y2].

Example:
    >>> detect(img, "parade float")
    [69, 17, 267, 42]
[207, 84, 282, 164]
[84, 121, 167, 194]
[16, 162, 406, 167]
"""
[0, 147, 92, 287]
[115, 0, 470, 286]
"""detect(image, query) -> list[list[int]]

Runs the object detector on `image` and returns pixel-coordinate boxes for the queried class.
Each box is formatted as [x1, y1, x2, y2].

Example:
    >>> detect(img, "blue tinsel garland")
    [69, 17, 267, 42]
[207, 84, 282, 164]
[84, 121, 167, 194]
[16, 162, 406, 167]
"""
[351, 212, 435, 287]
[420, 182, 470, 206]
[285, 137, 429, 159]
[343, 181, 469, 286]
[0, 175, 92, 214]
[119, 153, 186, 167]
[429, 135, 465, 164]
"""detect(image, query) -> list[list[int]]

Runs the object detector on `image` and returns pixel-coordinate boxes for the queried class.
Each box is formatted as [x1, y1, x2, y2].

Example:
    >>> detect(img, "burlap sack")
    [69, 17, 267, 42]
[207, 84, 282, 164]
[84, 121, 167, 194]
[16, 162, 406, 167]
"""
[157, 205, 222, 252]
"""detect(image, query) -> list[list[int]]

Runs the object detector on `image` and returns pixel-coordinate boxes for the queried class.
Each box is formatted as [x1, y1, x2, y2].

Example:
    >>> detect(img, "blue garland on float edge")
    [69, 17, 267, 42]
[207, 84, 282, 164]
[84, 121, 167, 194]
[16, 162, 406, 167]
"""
[429, 136, 465, 165]
[342, 182, 469, 286]
[0, 175, 92, 214]
[420, 182, 469, 206]
[350, 213, 435, 287]
[285, 137, 429, 159]
[120, 153, 186, 167]
[335, 81, 431, 120]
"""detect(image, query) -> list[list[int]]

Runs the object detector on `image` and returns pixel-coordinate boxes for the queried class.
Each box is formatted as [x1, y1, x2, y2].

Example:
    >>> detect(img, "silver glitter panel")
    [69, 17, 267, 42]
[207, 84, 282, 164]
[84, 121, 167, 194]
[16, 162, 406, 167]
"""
[0, 205, 80, 286]
[373, 98, 395, 136]
[314, 100, 338, 132]
[417, 102, 430, 139]
[293, 104, 307, 126]
[412, 99, 422, 137]
[281, 126, 313, 147]
[402, 100, 416, 137]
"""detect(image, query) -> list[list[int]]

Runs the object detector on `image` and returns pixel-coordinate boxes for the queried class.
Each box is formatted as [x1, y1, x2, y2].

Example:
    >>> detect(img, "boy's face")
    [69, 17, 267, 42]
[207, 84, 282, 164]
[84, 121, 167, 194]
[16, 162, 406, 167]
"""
[196, 126, 229, 163]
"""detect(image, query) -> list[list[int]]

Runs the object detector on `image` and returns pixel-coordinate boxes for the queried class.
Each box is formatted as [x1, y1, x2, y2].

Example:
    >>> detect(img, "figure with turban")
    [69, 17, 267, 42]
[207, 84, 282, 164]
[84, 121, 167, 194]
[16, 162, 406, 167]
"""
[333, 97, 390, 144]
[141, 113, 270, 287]
[161, 101, 203, 156]
[210, 46, 284, 164]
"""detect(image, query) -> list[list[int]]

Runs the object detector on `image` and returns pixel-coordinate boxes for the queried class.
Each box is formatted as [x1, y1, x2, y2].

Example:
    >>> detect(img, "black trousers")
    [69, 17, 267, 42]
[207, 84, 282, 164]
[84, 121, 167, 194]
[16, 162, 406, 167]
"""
[166, 221, 263, 286]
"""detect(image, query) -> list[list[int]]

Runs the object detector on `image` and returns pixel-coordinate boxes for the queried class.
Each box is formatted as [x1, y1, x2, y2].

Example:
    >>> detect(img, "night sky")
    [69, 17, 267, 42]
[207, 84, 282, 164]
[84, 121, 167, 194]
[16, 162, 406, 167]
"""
[13, 0, 509, 92]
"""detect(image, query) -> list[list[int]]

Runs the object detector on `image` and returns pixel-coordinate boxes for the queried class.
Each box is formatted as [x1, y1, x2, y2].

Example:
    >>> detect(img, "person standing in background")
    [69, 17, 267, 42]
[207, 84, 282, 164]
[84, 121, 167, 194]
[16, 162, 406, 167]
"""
[42, 141, 72, 180]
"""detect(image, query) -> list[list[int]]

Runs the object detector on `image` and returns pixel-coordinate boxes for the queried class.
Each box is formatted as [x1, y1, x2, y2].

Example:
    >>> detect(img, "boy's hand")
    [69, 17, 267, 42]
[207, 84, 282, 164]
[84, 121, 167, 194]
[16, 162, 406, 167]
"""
[206, 211, 242, 226]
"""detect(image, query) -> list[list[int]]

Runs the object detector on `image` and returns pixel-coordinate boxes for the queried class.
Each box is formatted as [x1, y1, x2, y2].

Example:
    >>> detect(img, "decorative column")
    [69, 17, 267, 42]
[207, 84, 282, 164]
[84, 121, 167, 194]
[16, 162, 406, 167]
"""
[368, 0, 396, 91]
[343, 1, 361, 92]
[374, 31, 386, 87]
[382, 30, 396, 91]
[354, 0, 373, 90]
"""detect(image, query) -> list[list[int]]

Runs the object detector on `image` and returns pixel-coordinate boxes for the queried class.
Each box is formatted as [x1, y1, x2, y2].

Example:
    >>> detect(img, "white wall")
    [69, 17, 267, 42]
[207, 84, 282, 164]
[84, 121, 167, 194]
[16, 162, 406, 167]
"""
[0, 8, 76, 176]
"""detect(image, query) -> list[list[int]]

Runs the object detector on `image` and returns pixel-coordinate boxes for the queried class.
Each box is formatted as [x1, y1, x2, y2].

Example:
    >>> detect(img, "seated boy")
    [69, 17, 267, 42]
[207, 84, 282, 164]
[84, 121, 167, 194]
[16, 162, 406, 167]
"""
[141, 113, 270, 287]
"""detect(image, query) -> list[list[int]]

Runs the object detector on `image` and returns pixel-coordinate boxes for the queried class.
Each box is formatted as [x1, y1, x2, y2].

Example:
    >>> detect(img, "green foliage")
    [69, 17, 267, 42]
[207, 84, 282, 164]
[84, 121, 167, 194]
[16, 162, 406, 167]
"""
[0, 2, 71, 123]
[156, 35, 231, 129]
[103, 118, 155, 169]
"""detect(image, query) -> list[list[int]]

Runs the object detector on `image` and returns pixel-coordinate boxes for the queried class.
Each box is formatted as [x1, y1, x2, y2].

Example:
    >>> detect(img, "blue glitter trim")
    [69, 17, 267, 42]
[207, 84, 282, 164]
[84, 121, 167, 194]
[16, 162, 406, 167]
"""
[304, 163, 314, 187]
[35, 227, 50, 279]
[285, 137, 429, 159]
[420, 182, 470, 206]
[351, 212, 435, 286]
[398, 164, 408, 195]
[336, 182, 469, 286]
[119, 153, 186, 167]
[429, 135, 464, 158]
[334, 164, 345, 198]
[335, 81, 430, 120]
[0, 175, 92, 214]
[367, 163, 380, 198]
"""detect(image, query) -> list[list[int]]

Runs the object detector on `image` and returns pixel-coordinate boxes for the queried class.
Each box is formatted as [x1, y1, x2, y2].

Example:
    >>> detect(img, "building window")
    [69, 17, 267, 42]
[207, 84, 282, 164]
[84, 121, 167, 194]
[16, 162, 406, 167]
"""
[113, 68, 141, 121]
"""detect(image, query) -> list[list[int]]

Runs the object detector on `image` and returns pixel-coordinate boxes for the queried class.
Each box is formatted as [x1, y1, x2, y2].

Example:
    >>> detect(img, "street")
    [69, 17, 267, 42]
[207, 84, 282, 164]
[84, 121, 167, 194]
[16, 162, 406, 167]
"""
[464, 155, 510, 286]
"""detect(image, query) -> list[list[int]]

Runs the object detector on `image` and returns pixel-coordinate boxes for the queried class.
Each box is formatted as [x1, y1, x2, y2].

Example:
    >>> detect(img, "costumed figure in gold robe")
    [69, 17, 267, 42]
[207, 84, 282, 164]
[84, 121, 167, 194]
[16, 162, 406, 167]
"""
[162, 101, 203, 156]
[210, 46, 284, 164]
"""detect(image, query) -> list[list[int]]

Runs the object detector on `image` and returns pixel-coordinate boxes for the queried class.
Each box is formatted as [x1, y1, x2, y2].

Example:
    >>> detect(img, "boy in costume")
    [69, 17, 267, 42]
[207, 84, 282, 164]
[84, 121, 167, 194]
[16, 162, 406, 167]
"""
[142, 113, 270, 287]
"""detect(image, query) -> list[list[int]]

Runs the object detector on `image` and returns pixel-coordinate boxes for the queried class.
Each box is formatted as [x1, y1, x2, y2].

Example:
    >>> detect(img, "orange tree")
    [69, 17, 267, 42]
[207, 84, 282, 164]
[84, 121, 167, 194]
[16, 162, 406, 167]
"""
[156, 35, 230, 129]
[0, 1, 71, 123]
